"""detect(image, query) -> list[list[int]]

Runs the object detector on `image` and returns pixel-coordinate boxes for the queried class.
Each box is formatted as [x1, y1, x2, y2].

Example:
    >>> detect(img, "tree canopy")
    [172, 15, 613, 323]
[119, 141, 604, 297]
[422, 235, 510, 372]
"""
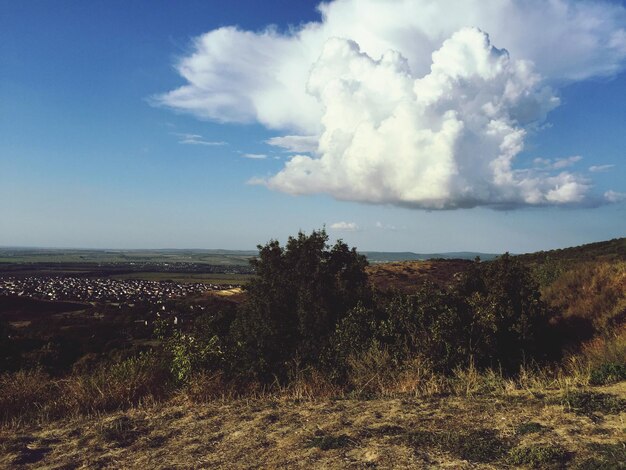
[231, 229, 371, 379]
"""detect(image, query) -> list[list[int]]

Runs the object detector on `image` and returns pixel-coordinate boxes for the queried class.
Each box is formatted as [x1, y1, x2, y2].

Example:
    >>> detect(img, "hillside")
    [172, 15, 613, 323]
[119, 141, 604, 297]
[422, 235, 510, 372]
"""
[366, 259, 472, 292]
[1, 234, 625, 469]
[516, 237, 626, 265]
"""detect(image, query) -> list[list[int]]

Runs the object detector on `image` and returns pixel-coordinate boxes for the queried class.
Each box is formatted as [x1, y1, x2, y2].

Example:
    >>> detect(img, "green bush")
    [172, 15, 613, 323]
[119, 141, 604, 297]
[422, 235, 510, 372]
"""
[166, 331, 223, 384]
[456, 254, 551, 372]
[589, 362, 626, 385]
[230, 229, 371, 380]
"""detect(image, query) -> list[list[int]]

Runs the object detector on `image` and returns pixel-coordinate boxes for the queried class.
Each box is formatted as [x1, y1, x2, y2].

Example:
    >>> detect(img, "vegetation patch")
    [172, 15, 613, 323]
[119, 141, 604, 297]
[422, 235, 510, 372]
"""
[406, 428, 510, 463]
[507, 444, 569, 468]
[560, 391, 626, 416]
[99, 416, 147, 447]
[516, 421, 545, 435]
[305, 431, 355, 451]
[574, 442, 626, 469]
[589, 362, 626, 386]
[359, 424, 406, 438]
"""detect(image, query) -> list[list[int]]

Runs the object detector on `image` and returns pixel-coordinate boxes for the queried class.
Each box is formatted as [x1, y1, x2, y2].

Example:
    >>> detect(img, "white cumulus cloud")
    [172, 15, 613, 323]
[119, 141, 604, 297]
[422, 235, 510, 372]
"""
[267, 29, 591, 208]
[156, 0, 626, 209]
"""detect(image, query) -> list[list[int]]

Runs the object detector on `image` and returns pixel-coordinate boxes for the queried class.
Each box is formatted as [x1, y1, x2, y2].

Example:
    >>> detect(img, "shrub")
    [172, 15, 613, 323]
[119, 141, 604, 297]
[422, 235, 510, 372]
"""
[589, 362, 626, 386]
[0, 369, 55, 424]
[561, 391, 626, 415]
[166, 331, 223, 384]
[380, 284, 467, 372]
[59, 351, 171, 416]
[456, 254, 552, 372]
[230, 229, 371, 380]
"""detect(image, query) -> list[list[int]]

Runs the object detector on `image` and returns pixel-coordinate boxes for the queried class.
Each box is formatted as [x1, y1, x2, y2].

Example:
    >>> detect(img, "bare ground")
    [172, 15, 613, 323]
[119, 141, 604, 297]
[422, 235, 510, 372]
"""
[1, 382, 624, 469]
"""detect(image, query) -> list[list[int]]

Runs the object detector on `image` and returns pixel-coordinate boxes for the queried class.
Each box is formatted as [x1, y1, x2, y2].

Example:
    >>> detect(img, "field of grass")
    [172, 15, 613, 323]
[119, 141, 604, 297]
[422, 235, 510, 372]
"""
[0, 248, 255, 266]
[108, 272, 252, 285]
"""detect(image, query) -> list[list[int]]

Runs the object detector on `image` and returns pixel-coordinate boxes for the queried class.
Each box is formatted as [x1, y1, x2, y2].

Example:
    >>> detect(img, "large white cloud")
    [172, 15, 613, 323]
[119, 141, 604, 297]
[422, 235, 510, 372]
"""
[155, 0, 626, 209]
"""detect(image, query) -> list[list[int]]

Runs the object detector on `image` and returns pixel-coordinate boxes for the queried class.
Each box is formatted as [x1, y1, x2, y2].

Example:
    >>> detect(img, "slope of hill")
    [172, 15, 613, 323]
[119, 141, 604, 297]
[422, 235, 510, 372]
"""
[366, 259, 472, 292]
[362, 251, 499, 263]
[517, 237, 626, 264]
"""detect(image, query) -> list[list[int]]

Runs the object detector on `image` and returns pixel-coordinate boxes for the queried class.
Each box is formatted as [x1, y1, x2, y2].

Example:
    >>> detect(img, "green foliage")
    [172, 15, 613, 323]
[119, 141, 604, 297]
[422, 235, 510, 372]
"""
[305, 432, 354, 450]
[166, 331, 223, 383]
[380, 284, 466, 371]
[575, 442, 626, 469]
[561, 391, 626, 416]
[406, 428, 510, 463]
[589, 362, 626, 385]
[230, 229, 371, 380]
[328, 254, 552, 377]
[457, 254, 551, 371]
[515, 421, 545, 435]
[507, 444, 568, 468]
[532, 256, 566, 288]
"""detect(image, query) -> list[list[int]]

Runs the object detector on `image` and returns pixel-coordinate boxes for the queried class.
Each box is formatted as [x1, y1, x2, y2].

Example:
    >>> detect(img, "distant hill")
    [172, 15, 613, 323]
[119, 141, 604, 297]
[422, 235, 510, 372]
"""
[362, 251, 500, 263]
[516, 237, 626, 264]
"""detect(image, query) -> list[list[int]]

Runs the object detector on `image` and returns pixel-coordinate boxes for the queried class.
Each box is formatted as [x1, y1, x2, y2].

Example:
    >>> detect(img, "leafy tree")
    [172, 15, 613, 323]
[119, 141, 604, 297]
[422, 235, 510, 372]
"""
[231, 229, 371, 380]
[457, 253, 550, 371]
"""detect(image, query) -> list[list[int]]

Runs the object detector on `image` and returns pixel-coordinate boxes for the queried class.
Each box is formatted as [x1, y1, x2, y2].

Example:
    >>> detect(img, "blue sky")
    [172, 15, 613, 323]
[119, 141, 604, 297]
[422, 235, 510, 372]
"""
[0, 0, 624, 253]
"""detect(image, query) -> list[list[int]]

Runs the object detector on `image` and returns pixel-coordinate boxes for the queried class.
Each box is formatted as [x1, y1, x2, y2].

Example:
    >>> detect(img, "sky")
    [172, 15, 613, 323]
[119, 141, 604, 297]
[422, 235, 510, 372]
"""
[0, 0, 625, 253]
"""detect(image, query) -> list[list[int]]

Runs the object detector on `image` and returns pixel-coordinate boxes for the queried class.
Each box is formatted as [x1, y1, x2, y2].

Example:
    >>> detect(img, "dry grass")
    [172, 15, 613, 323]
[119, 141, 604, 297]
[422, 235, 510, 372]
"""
[543, 261, 626, 330]
[1, 381, 624, 469]
[0, 354, 170, 427]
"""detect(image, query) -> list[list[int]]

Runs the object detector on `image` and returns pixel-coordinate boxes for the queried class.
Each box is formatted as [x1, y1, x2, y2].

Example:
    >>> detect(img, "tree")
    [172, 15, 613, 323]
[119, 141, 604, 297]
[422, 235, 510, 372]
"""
[457, 253, 550, 372]
[230, 229, 371, 380]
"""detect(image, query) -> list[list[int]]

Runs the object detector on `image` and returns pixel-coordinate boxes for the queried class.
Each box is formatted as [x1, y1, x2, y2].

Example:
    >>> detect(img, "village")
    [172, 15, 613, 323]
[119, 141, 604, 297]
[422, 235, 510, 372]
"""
[0, 276, 238, 304]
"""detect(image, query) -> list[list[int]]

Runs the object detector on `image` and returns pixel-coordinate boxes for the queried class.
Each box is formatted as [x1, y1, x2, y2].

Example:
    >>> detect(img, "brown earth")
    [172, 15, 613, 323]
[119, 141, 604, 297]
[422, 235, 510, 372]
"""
[366, 260, 472, 293]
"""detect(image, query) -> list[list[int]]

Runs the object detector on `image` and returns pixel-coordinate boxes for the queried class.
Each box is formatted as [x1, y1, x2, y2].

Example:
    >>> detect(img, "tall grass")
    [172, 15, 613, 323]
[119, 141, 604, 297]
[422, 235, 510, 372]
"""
[543, 261, 626, 331]
[0, 352, 170, 426]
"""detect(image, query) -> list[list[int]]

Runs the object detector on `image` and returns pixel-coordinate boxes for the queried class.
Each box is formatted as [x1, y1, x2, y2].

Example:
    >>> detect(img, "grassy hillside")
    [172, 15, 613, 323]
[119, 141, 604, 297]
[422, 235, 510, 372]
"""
[1, 235, 625, 469]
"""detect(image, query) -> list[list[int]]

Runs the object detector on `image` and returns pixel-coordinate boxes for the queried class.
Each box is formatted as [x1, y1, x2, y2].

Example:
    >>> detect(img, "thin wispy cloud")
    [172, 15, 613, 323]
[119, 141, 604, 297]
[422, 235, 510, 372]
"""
[266, 135, 318, 153]
[589, 164, 615, 173]
[174, 133, 227, 146]
[533, 156, 583, 170]
[375, 221, 398, 231]
[242, 153, 268, 160]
